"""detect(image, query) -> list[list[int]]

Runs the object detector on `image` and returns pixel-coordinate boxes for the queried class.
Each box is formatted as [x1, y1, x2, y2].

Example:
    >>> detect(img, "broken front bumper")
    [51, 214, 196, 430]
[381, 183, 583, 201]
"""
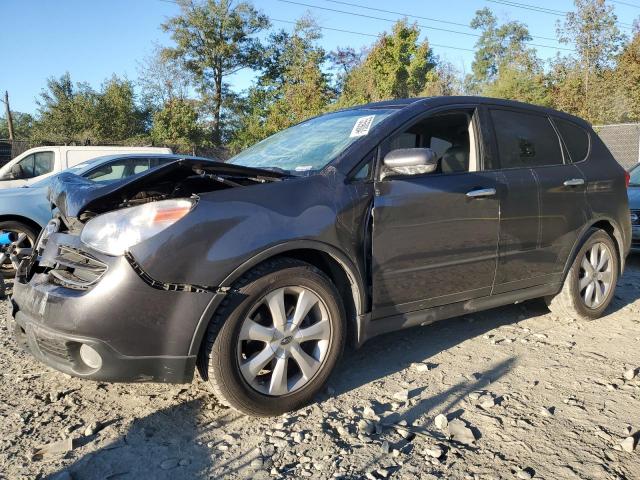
[8, 232, 217, 383]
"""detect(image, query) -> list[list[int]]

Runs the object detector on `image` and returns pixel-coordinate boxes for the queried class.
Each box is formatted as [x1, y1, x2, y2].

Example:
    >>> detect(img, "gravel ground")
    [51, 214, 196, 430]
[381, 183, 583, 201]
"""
[1, 257, 640, 480]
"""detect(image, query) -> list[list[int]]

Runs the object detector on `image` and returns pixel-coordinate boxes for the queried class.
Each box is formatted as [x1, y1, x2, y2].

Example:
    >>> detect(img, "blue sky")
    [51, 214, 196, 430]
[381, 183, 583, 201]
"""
[2, 0, 639, 115]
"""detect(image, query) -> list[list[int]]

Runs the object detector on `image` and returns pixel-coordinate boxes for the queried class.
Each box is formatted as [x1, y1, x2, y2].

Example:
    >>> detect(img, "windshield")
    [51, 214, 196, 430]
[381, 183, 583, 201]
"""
[27, 162, 91, 188]
[229, 108, 396, 174]
[630, 165, 640, 186]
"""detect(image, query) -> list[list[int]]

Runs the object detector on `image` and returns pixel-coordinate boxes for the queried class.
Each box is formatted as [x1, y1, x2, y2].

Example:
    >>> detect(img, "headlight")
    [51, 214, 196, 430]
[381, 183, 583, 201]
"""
[80, 198, 195, 256]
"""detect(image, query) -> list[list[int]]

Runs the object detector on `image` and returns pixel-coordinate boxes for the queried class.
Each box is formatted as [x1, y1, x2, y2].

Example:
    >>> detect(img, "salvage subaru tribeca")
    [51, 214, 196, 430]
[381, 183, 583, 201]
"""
[9, 97, 632, 416]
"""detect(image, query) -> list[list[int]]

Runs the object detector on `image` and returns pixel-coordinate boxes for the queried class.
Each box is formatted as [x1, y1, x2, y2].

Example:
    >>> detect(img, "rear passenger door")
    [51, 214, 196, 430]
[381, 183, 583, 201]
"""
[488, 108, 588, 293]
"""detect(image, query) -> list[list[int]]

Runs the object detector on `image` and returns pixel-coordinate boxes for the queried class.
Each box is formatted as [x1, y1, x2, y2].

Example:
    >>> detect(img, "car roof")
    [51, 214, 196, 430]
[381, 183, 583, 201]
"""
[348, 96, 591, 128]
[81, 153, 214, 163]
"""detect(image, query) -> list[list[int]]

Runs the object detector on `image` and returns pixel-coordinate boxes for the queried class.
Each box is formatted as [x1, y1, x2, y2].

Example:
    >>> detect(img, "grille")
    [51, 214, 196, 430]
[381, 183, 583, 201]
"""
[49, 246, 108, 290]
[35, 335, 75, 365]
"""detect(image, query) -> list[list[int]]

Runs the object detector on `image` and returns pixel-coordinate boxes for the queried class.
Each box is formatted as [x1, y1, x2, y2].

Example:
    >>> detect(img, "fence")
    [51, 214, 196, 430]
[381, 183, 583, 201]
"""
[594, 123, 640, 170]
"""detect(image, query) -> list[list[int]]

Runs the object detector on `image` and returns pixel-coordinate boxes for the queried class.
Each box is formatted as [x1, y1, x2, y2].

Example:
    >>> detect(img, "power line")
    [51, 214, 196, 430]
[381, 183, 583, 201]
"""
[487, 0, 635, 29]
[271, 17, 476, 52]
[277, 0, 575, 51]
[324, 0, 558, 42]
[609, 0, 640, 9]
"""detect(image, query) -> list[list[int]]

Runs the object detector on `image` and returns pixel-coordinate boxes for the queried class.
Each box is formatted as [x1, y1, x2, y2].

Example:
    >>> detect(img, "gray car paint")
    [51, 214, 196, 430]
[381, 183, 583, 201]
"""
[9, 96, 633, 384]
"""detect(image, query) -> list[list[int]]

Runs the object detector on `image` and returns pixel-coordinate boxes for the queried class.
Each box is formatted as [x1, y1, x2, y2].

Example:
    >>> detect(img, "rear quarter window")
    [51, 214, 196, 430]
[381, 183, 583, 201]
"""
[553, 118, 590, 162]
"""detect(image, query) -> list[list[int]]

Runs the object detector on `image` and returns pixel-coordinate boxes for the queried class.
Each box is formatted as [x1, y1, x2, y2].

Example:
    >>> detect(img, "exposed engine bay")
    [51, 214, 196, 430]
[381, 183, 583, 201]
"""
[47, 159, 287, 230]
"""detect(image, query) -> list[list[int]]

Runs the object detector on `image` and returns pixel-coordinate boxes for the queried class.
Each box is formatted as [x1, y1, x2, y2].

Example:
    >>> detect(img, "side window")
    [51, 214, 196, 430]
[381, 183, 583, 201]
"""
[385, 110, 478, 176]
[84, 161, 128, 183]
[33, 151, 54, 176]
[16, 154, 36, 178]
[83, 158, 152, 183]
[553, 118, 589, 163]
[490, 109, 564, 169]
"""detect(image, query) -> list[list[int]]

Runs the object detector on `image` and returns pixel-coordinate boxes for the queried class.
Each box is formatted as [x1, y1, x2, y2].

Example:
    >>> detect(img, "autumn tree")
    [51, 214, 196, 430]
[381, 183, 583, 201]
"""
[162, 0, 269, 145]
[552, 0, 625, 121]
[231, 17, 333, 151]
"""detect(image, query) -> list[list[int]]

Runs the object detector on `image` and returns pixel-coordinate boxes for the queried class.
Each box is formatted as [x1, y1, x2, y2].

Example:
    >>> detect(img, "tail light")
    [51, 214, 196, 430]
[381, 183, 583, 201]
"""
[625, 170, 630, 188]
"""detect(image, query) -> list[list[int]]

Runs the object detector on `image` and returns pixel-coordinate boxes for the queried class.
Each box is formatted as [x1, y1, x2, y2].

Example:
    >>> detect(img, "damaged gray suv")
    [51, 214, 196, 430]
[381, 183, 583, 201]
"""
[9, 97, 632, 416]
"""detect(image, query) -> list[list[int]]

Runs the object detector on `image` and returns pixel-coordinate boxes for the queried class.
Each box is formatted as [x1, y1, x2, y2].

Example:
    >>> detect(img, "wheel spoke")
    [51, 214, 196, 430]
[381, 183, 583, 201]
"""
[240, 346, 275, 380]
[596, 245, 609, 271]
[589, 246, 599, 270]
[594, 280, 604, 306]
[297, 318, 331, 343]
[268, 357, 289, 395]
[289, 343, 320, 380]
[239, 319, 275, 343]
[584, 282, 595, 307]
[579, 274, 591, 291]
[600, 270, 613, 285]
[581, 256, 595, 276]
[265, 289, 287, 332]
[291, 289, 319, 329]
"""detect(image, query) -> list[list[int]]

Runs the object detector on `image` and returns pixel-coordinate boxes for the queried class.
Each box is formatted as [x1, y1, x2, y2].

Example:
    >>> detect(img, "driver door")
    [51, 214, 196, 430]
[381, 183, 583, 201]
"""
[371, 108, 502, 318]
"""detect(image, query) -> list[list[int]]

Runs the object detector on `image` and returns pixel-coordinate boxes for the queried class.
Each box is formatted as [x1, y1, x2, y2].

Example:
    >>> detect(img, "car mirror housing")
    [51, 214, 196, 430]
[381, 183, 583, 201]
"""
[382, 148, 438, 178]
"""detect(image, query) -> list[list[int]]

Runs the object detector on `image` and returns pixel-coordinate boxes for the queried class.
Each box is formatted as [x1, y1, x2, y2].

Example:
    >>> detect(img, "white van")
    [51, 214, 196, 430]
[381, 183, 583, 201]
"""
[0, 145, 172, 189]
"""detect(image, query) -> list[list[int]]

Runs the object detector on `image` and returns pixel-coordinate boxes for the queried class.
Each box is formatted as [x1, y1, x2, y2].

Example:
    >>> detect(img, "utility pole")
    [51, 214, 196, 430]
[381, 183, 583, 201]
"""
[1, 91, 14, 141]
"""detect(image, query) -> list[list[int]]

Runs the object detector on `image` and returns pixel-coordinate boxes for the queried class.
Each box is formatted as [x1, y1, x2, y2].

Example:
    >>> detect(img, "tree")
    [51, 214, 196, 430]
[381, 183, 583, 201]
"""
[138, 47, 192, 111]
[0, 112, 34, 140]
[31, 72, 98, 143]
[338, 20, 437, 106]
[555, 0, 625, 120]
[94, 76, 147, 141]
[611, 32, 640, 121]
[151, 98, 202, 151]
[230, 17, 333, 151]
[162, 0, 269, 145]
[466, 7, 547, 104]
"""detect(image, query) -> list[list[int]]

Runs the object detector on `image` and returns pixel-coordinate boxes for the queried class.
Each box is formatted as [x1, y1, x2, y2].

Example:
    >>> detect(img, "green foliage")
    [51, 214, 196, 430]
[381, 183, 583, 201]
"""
[230, 17, 333, 152]
[162, 0, 269, 144]
[338, 20, 437, 106]
[0, 112, 34, 140]
[151, 98, 202, 151]
[30, 73, 147, 144]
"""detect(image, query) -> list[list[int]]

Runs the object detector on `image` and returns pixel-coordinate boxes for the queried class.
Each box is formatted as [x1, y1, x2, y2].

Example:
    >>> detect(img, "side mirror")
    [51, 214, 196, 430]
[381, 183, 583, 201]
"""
[382, 148, 438, 178]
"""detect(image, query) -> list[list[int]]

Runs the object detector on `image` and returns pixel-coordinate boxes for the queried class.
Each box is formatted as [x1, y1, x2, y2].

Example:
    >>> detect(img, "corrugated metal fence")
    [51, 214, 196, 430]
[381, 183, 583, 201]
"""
[594, 123, 640, 170]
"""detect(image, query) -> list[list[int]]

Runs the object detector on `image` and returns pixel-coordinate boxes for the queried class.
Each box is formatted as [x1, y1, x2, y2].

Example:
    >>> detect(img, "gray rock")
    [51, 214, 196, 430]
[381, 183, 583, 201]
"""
[434, 414, 448, 430]
[448, 419, 476, 445]
[623, 368, 638, 381]
[424, 445, 444, 459]
[393, 389, 409, 402]
[620, 436, 637, 453]
[516, 468, 533, 479]
[83, 421, 100, 437]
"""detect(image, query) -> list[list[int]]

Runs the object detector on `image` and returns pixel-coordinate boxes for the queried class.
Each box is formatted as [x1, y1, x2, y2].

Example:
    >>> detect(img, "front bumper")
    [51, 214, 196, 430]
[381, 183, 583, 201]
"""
[8, 232, 217, 383]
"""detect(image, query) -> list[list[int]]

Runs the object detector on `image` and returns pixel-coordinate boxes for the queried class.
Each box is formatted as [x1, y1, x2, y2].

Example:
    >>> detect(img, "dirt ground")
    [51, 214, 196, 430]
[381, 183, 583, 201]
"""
[1, 257, 639, 480]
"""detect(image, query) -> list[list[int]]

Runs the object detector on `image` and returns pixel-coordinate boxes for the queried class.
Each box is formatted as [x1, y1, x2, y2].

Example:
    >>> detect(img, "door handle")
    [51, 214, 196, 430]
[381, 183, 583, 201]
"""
[563, 178, 585, 187]
[466, 188, 497, 198]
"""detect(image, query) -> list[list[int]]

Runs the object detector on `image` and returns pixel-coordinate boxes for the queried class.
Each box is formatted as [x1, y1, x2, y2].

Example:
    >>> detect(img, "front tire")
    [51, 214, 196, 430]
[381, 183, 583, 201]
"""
[198, 258, 346, 416]
[546, 229, 619, 320]
[0, 221, 38, 279]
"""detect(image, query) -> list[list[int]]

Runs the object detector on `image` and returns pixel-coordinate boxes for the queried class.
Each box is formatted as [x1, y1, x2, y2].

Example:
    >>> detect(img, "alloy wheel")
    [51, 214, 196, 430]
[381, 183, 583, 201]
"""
[237, 286, 332, 396]
[579, 242, 613, 309]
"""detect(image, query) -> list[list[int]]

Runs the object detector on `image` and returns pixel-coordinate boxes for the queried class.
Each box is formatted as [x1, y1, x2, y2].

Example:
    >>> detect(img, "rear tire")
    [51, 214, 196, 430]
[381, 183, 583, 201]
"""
[0, 221, 38, 279]
[546, 228, 619, 320]
[198, 258, 346, 416]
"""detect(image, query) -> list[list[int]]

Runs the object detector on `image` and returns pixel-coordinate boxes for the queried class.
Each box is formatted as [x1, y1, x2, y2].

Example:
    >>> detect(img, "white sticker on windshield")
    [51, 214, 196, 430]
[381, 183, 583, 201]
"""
[295, 165, 313, 172]
[350, 115, 375, 138]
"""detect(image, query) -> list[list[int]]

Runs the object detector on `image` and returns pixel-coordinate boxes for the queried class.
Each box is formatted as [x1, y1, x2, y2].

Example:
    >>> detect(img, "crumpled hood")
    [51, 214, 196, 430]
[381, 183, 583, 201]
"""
[48, 158, 287, 221]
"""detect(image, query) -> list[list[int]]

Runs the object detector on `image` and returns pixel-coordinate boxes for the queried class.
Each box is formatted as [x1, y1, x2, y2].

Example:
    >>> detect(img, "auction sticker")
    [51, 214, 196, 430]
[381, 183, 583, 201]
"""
[350, 115, 375, 137]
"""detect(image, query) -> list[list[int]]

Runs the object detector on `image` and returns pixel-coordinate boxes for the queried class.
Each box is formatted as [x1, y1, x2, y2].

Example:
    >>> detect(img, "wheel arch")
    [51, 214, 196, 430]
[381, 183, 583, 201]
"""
[188, 241, 367, 356]
[0, 215, 43, 237]
[563, 217, 626, 280]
